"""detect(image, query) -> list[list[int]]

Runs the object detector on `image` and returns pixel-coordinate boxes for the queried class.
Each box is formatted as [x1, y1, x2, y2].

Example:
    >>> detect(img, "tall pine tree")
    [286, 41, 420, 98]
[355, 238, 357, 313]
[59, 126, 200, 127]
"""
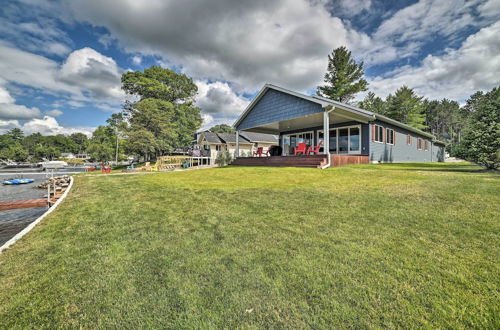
[357, 92, 387, 115]
[317, 46, 368, 103]
[385, 86, 426, 130]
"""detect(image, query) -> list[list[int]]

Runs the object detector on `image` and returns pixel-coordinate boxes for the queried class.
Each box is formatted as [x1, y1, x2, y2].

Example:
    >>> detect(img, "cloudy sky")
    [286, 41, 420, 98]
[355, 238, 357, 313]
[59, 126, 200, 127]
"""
[0, 0, 499, 136]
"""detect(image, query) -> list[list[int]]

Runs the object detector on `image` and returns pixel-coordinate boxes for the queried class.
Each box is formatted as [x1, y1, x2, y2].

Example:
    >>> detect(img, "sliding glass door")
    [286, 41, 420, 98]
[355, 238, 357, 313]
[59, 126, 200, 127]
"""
[282, 131, 313, 155]
[317, 125, 361, 154]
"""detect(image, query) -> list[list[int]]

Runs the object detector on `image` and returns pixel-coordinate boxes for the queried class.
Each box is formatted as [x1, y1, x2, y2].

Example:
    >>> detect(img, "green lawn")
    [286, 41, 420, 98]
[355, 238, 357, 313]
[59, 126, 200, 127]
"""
[0, 163, 499, 328]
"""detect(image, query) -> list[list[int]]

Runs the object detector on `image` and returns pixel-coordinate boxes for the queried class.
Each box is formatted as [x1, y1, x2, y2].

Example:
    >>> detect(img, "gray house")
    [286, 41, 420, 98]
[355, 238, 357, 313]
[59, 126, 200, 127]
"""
[232, 84, 445, 168]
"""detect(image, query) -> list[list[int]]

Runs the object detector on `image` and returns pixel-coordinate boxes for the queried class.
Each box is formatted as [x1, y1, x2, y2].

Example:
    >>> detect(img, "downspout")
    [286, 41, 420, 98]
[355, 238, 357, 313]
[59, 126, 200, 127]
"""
[321, 106, 336, 169]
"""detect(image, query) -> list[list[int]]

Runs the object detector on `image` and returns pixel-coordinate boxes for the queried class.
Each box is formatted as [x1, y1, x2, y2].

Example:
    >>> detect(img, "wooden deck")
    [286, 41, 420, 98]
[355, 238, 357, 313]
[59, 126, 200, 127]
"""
[231, 154, 369, 168]
[0, 192, 65, 211]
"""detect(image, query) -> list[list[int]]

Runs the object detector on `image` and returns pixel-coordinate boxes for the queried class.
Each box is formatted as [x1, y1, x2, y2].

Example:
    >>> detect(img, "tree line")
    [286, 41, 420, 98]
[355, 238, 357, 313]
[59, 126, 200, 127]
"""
[0, 129, 88, 162]
[1, 48, 498, 169]
[318, 46, 499, 169]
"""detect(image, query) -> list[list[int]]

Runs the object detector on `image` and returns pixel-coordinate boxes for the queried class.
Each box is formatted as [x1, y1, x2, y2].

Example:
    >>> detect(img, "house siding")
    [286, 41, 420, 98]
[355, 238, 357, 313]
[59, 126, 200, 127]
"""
[369, 120, 444, 162]
[236, 89, 323, 131]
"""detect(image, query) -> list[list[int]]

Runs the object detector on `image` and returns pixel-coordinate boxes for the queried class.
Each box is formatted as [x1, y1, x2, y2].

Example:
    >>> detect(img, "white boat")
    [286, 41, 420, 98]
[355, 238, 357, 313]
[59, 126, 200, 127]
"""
[39, 161, 68, 170]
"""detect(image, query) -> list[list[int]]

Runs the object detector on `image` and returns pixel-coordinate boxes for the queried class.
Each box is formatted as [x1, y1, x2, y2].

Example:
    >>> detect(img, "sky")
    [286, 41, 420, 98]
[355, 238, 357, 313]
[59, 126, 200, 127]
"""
[0, 0, 499, 136]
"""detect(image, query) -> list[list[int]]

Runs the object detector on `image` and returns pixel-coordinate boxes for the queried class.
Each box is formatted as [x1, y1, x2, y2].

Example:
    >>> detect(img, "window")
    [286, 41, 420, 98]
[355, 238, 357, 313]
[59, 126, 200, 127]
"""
[424, 140, 429, 151]
[316, 125, 361, 154]
[417, 138, 423, 150]
[386, 128, 395, 145]
[406, 134, 412, 145]
[215, 145, 222, 151]
[373, 124, 384, 143]
[349, 127, 360, 152]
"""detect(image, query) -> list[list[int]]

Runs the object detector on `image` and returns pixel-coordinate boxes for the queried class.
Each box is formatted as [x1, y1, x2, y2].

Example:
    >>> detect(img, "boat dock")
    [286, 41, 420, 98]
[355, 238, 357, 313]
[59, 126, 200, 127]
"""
[0, 190, 65, 211]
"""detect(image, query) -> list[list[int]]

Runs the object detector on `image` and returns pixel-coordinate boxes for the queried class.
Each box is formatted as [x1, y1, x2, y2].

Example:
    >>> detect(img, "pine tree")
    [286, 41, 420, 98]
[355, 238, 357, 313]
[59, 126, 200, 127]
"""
[385, 86, 426, 130]
[317, 46, 368, 103]
[459, 87, 500, 170]
[357, 92, 387, 115]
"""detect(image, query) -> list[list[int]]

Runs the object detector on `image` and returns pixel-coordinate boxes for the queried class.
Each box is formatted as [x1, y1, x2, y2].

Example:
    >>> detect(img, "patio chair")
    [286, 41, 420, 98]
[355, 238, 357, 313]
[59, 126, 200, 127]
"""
[253, 147, 269, 157]
[305, 140, 323, 155]
[294, 142, 307, 156]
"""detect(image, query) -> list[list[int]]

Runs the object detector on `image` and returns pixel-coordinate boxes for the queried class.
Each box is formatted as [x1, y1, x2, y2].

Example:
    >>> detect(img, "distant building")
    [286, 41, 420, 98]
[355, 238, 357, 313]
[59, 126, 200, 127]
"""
[60, 152, 75, 159]
[195, 131, 278, 158]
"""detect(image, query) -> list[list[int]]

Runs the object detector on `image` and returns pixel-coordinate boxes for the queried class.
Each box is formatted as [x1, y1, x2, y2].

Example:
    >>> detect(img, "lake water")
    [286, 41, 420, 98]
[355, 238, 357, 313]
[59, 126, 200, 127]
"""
[0, 169, 84, 246]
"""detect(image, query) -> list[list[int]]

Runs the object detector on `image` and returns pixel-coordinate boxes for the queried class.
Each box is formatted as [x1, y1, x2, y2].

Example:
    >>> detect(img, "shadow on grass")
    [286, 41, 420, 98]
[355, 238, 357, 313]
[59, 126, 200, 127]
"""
[372, 162, 499, 175]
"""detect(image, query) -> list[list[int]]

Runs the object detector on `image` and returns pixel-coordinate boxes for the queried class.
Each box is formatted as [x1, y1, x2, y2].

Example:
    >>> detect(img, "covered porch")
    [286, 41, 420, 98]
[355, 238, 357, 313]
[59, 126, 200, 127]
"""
[233, 84, 374, 168]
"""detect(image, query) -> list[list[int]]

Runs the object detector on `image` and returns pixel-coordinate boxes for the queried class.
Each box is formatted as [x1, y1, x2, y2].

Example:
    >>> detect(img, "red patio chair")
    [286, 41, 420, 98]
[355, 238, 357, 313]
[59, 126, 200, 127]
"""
[253, 147, 265, 157]
[294, 142, 307, 155]
[305, 140, 323, 155]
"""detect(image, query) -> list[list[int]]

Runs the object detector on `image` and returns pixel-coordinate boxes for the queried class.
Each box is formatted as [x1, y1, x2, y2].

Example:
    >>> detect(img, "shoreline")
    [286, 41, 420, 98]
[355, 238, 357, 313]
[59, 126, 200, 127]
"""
[0, 176, 74, 253]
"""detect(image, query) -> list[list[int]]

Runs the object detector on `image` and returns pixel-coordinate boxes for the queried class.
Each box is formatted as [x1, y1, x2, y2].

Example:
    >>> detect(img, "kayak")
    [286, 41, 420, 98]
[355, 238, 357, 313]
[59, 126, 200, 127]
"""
[2, 178, 35, 185]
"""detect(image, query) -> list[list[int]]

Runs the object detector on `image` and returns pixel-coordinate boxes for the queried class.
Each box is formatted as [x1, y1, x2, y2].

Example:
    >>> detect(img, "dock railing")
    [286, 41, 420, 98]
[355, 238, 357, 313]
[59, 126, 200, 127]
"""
[153, 156, 215, 171]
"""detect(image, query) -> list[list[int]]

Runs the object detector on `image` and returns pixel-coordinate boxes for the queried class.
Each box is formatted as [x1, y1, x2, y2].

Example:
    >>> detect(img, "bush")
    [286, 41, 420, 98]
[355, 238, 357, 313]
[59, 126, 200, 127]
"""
[215, 150, 233, 167]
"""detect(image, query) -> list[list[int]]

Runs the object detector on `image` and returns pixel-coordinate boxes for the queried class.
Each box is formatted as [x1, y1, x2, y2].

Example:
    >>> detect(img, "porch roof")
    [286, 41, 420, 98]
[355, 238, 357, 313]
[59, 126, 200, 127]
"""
[233, 84, 436, 139]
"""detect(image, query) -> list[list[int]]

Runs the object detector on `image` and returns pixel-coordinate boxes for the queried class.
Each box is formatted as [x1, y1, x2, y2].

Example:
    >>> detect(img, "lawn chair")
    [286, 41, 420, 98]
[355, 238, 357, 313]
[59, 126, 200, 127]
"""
[305, 140, 323, 155]
[294, 142, 307, 156]
[253, 147, 268, 157]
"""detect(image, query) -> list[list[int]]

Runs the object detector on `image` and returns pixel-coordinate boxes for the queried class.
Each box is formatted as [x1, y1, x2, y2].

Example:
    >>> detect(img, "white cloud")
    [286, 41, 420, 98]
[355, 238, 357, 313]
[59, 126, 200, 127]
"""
[21, 116, 94, 136]
[0, 84, 42, 120]
[64, 0, 370, 93]
[478, 0, 500, 18]
[368, 21, 500, 101]
[195, 81, 249, 117]
[0, 119, 21, 134]
[46, 109, 63, 117]
[132, 55, 142, 65]
[0, 103, 42, 120]
[0, 86, 15, 104]
[0, 43, 123, 109]
[59, 47, 124, 100]
[201, 113, 214, 128]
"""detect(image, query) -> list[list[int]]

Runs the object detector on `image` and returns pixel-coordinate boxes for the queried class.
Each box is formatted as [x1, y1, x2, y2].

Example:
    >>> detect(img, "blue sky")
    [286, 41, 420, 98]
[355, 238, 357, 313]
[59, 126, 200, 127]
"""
[0, 0, 499, 136]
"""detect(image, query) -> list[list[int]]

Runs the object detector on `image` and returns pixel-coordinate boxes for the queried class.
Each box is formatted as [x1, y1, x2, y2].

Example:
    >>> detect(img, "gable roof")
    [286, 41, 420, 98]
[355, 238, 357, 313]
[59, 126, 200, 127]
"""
[233, 83, 436, 140]
[198, 131, 254, 145]
[217, 133, 252, 144]
[201, 131, 223, 144]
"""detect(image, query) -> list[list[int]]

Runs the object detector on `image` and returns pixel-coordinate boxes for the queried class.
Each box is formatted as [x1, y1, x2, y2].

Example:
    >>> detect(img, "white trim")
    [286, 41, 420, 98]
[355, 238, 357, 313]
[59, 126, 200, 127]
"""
[0, 176, 74, 254]
[373, 124, 384, 144]
[386, 128, 395, 145]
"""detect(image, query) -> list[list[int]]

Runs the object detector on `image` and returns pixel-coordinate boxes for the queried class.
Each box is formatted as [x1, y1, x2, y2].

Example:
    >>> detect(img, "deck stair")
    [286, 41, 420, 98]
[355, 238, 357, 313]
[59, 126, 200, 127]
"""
[231, 155, 328, 168]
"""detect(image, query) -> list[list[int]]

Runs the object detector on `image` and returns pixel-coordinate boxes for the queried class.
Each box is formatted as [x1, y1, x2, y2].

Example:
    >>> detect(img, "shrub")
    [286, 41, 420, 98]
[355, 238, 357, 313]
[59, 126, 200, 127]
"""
[215, 150, 233, 167]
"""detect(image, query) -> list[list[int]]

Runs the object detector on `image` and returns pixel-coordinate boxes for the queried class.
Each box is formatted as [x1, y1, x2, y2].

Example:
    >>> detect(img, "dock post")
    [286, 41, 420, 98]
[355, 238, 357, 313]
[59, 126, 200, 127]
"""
[47, 183, 50, 208]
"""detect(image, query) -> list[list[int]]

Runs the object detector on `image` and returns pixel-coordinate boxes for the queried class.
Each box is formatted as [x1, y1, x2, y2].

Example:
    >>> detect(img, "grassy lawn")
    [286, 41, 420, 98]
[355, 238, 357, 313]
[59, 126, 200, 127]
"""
[0, 163, 498, 328]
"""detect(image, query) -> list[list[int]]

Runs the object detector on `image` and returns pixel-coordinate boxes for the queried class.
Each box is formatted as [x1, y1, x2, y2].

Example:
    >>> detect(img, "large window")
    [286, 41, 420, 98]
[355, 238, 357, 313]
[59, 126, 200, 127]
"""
[317, 125, 361, 154]
[329, 130, 337, 152]
[374, 125, 384, 143]
[338, 128, 349, 153]
[386, 128, 395, 145]
[350, 127, 360, 152]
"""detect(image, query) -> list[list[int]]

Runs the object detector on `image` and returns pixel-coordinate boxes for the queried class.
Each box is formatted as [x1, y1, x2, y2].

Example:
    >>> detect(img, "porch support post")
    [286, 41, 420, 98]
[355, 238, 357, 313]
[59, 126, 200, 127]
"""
[323, 110, 330, 155]
[235, 131, 240, 158]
